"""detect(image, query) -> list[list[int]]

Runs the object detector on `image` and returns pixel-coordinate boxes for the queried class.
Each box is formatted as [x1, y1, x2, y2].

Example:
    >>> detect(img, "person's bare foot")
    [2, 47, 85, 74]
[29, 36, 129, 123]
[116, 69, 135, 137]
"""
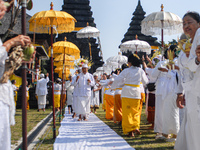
[128, 131, 135, 137]
[94, 111, 97, 114]
[77, 118, 81, 121]
[147, 124, 154, 130]
[72, 113, 76, 118]
[83, 116, 88, 121]
[134, 129, 141, 135]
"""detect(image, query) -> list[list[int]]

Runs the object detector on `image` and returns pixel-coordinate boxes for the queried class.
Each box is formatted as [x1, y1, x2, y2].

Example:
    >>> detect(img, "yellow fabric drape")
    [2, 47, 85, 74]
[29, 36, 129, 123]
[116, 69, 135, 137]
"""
[27, 91, 30, 110]
[113, 94, 122, 122]
[14, 91, 17, 107]
[105, 94, 114, 120]
[10, 74, 22, 87]
[139, 93, 145, 118]
[102, 88, 109, 110]
[54, 94, 61, 108]
[122, 97, 141, 134]
[124, 84, 140, 87]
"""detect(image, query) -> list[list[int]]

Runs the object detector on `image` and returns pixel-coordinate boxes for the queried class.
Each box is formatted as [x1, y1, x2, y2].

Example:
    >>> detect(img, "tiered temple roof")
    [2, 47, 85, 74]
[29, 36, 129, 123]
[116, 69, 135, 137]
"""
[121, 0, 160, 46]
[59, 0, 104, 73]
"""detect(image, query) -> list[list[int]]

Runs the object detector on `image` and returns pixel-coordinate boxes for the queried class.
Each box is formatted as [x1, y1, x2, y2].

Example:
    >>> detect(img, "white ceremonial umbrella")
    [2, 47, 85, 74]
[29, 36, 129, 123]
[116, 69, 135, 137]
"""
[106, 52, 128, 68]
[103, 64, 112, 75]
[141, 4, 183, 47]
[96, 67, 104, 75]
[120, 35, 151, 54]
[96, 67, 104, 72]
[76, 22, 100, 60]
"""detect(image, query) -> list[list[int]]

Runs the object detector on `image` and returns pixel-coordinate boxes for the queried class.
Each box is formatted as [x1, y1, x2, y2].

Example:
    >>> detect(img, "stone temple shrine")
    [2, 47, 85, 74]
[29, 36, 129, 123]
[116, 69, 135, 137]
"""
[57, 0, 104, 73]
[121, 0, 160, 57]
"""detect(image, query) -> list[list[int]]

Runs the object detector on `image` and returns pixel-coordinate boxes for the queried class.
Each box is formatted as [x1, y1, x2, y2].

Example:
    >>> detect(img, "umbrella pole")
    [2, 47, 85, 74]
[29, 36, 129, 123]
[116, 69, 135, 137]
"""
[161, 20, 164, 48]
[50, 2, 56, 139]
[21, 0, 27, 149]
[60, 51, 65, 122]
[88, 37, 93, 73]
[51, 26, 56, 139]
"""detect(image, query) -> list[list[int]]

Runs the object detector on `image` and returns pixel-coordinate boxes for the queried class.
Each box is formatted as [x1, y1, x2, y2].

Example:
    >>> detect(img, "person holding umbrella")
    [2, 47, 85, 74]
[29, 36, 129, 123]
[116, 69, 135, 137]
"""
[111, 54, 148, 137]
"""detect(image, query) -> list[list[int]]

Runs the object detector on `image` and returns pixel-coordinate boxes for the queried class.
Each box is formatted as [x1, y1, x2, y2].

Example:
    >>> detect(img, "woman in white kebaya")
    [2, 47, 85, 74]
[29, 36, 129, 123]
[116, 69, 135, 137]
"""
[175, 11, 200, 150]
[90, 74, 101, 113]
[65, 75, 74, 114]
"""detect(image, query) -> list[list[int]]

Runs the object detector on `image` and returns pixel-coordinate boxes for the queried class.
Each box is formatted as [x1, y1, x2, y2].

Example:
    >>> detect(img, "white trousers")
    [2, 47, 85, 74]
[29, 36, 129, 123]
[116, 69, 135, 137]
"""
[154, 95, 164, 133]
[0, 101, 11, 150]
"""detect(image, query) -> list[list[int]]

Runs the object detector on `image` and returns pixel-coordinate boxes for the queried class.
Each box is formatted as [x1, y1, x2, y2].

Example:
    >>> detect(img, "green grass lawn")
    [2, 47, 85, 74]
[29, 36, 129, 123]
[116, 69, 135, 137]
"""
[34, 104, 175, 150]
[13, 104, 175, 150]
[11, 108, 52, 145]
[95, 104, 175, 150]
[33, 112, 62, 150]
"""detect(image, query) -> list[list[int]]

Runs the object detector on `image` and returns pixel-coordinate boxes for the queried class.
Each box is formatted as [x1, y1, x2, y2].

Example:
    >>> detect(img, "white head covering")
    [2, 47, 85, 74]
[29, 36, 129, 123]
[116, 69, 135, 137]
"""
[57, 78, 62, 83]
[82, 64, 88, 68]
[93, 73, 98, 77]
[78, 67, 82, 71]
[40, 73, 44, 78]
[152, 55, 162, 65]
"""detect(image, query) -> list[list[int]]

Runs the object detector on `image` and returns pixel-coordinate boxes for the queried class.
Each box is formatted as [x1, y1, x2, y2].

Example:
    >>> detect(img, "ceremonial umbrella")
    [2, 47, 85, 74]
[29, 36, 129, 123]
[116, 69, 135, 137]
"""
[141, 4, 183, 47]
[76, 22, 100, 60]
[28, 2, 76, 139]
[106, 52, 128, 69]
[48, 37, 80, 60]
[102, 64, 113, 75]
[120, 35, 151, 54]
[96, 67, 104, 76]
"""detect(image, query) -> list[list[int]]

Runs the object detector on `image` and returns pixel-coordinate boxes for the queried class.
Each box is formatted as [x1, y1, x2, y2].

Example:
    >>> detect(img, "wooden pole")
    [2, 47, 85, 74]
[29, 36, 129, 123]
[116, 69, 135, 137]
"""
[50, 2, 56, 139]
[21, 0, 27, 149]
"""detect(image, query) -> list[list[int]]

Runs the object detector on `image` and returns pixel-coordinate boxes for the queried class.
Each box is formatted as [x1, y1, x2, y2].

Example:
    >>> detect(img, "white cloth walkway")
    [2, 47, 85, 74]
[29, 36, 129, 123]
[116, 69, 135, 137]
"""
[54, 108, 135, 150]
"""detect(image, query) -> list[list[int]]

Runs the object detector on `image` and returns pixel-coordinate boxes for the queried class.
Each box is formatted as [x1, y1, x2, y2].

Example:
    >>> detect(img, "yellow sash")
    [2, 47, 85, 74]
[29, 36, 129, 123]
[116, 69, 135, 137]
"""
[125, 84, 140, 87]
[115, 88, 122, 90]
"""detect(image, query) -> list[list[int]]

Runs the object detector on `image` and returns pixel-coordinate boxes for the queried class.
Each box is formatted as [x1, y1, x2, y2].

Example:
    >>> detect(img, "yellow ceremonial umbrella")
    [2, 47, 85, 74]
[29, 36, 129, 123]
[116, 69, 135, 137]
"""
[28, 2, 76, 138]
[55, 66, 70, 78]
[54, 61, 74, 68]
[29, 7, 76, 34]
[54, 66, 70, 73]
[54, 53, 75, 61]
[54, 54, 75, 69]
[48, 37, 80, 59]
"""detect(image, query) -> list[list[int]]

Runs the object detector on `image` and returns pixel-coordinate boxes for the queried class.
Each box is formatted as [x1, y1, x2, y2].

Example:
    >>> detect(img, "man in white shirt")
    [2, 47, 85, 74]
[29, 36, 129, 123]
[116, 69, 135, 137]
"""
[73, 64, 95, 121]
[35, 73, 49, 112]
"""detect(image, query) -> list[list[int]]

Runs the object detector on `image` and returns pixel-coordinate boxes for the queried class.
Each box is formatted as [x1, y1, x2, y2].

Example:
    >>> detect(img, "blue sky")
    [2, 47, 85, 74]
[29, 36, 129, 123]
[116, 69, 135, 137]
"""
[27, 0, 200, 62]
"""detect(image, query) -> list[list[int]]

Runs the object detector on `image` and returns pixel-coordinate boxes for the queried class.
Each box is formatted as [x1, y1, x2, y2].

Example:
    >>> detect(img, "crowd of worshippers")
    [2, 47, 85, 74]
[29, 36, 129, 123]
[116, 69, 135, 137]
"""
[1, 1, 200, 147]
[55, 12, 200, 150]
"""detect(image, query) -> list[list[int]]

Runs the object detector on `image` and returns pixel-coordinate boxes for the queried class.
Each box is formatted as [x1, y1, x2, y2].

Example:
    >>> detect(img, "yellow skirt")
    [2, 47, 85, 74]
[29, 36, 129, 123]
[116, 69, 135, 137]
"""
[26, 92, 30, 110]
[14, 91, 17, 107]
[140, 93, 145, 117]
[105, 94, 114, 120]
[113, 94, 122, 122]
[54, 94, 61, 108]
[102, 88, 109, 110]
[122, 97, 141, 134]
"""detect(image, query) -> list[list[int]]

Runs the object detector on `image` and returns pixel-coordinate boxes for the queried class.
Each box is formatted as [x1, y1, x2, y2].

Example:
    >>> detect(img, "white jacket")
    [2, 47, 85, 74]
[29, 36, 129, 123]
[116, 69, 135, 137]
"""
[35, 78, 49, 96]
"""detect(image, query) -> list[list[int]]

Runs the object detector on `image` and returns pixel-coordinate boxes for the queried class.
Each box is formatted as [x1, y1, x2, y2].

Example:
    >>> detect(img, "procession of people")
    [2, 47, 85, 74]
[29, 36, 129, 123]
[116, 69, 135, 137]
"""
[1, 0, 200, 149]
